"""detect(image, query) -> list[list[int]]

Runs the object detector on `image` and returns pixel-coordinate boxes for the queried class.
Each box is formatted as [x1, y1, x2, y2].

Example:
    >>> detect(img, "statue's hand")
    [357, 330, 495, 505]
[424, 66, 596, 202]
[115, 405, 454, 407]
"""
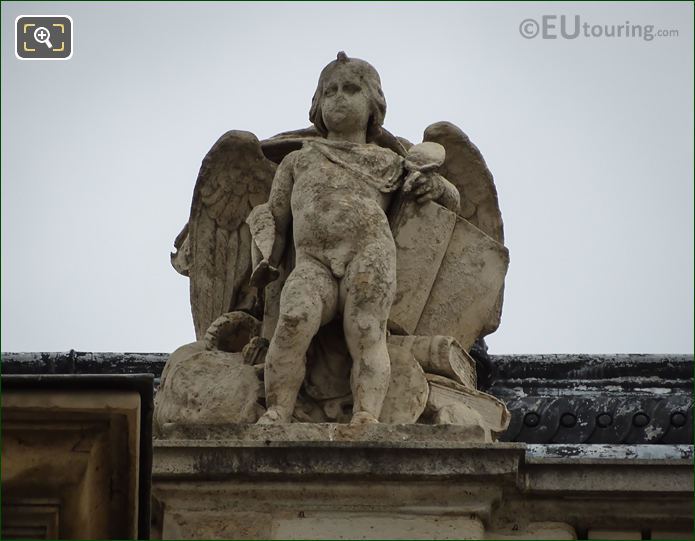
[403, 170, 446, 204]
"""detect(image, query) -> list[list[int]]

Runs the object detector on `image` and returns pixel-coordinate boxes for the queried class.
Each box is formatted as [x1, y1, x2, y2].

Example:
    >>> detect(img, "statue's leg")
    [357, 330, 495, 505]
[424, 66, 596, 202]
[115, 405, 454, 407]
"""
[341, 242, 397, 424]
[259, 258, 338, 424]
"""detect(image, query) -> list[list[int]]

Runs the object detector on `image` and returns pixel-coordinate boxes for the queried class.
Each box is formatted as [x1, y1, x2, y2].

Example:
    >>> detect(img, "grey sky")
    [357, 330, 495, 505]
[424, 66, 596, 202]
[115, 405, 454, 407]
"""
[2, 1, 693, 354]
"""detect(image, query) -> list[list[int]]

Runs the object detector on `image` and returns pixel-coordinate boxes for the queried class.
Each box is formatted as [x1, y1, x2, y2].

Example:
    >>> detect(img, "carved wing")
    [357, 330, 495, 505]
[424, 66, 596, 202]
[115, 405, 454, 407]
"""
[423, 121, 504, 244]
[422, 121, 506, 339]
[172, 131, 276, 339]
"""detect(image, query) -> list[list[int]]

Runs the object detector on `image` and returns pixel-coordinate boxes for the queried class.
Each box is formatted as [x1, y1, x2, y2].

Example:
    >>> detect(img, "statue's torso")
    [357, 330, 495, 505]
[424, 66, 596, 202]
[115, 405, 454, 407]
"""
[289, 141, 402, 277]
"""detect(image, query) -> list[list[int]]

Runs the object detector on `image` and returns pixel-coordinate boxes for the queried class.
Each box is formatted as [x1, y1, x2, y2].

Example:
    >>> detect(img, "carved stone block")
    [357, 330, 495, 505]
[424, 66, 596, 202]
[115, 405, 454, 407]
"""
[389, 199, 508, 351]
[425, 374, 511, 437]
[416, 215, 509, 351]
[1, 388, 143, 539]
[388, 334, 476, 389]
[388, 199, 457, 334]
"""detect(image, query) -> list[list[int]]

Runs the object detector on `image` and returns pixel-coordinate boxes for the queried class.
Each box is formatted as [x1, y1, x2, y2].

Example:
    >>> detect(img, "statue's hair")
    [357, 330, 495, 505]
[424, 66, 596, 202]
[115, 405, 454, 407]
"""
[309, 51, 387, 140]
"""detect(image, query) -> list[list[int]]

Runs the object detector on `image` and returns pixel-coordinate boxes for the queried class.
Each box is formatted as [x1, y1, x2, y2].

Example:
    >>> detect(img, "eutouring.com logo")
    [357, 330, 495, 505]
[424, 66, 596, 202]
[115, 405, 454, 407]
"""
[519, 15, 679, 42]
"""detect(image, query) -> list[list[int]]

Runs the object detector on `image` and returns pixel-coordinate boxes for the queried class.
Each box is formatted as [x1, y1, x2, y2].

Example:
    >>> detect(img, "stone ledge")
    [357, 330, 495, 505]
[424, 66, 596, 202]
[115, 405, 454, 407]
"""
[525, 443, 693, 463]
[153, 427, 526, 481]
[522, 444, 694, 495]
[151, 440, 694, 539]
[157, 421, 496, 444]
[153, 437, 693, 494]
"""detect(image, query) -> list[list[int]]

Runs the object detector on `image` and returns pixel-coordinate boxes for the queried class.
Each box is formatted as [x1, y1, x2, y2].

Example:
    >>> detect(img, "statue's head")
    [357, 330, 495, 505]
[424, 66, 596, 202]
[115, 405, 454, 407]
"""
[310, 52, 387, 141]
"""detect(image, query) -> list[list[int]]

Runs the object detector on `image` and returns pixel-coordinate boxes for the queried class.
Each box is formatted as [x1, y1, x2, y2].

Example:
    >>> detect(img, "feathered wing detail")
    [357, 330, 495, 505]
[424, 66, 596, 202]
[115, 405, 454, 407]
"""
[172, 131, 276, 339]
[423, 121, 504, 244]
[422, 121, 506, 338]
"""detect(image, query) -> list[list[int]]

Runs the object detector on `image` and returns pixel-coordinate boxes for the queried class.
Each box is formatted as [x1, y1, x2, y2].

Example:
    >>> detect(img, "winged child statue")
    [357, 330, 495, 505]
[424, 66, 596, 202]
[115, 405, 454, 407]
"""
[157, 52, 509, 437]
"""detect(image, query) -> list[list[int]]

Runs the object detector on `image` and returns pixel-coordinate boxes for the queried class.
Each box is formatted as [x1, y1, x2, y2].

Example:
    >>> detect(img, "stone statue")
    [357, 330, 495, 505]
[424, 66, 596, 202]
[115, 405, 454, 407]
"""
[155, 52, 510, 440]
[249, 53, 461, 425]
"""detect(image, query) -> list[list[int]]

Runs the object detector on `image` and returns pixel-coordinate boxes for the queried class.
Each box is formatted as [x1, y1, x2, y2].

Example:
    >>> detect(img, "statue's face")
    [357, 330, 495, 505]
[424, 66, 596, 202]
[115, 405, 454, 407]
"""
[320, 67, 371, 136]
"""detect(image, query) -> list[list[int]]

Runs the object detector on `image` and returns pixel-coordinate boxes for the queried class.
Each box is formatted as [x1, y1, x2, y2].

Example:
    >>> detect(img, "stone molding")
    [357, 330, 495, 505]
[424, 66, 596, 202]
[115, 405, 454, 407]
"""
[151, 434, 693, 539]
[1, 374, 154, 539]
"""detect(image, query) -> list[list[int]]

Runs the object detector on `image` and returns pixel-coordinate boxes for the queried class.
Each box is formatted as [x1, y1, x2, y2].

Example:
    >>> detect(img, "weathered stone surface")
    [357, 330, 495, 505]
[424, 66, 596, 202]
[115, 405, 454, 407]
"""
[416, 216, 509, 351]
[163, 510, 272, 540]
[151, 440, 693, 539]
[171, 131, 277, 339]
[2, 387, 143, 539]
[649, 531, 694, 540]
[156, 422, 491, 444]
[486, 522, 577, 540]
[389, 199, 508, 353]
[304, 321, 352, 402]
[490, 354, 694, 445]
[271, 514, 485, 540]
[152, 438, 525, 494]
[525, 443, 693, 462]
[378, 344, 428, 424]
[162, 51, 510, 433]
[425, 374, 511, 435]
[388, 199, 457, 334]
[154, 340, 264, 433]
[587, 530, 642, 540]
[250, 54, 466, 426]
[389, 334, 476, 389]
[524, 443, 693, 493]
[203, 310, 261, 353]
[423, 121, 507, 339]
[423, 121, 504, 243]
[154, 480, 495, 541]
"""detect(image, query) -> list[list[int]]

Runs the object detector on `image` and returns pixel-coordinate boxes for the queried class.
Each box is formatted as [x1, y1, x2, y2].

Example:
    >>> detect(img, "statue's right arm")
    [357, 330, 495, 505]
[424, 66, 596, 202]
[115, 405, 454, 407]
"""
[266, 152, 296, 267]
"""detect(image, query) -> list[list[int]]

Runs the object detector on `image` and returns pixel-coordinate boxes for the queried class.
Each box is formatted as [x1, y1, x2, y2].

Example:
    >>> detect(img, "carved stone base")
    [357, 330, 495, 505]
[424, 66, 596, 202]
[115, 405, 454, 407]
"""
[152, 433, 693, 540]
[152, 435, 525, 539]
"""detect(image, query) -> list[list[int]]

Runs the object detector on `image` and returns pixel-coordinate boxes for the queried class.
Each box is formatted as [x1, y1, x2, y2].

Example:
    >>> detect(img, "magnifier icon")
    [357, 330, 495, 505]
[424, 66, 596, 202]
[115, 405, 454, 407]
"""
[33, 26, 53, 49]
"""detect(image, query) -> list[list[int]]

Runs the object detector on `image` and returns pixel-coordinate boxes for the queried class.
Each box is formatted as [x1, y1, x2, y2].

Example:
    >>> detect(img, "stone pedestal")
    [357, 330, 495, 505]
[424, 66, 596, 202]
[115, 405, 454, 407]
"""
[151, 426, 693, 540]
[152, 426, 525, 540]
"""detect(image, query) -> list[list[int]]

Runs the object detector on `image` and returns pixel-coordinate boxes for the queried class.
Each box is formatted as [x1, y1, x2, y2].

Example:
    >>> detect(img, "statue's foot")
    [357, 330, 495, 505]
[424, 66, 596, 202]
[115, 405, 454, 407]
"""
[350, 411, 379, 425]
[257, 407, 289, 424]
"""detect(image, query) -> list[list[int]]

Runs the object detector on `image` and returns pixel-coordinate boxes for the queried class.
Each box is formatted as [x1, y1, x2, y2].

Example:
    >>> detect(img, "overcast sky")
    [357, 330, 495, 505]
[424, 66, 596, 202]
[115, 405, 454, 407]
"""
[2, 2, 693, 355]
